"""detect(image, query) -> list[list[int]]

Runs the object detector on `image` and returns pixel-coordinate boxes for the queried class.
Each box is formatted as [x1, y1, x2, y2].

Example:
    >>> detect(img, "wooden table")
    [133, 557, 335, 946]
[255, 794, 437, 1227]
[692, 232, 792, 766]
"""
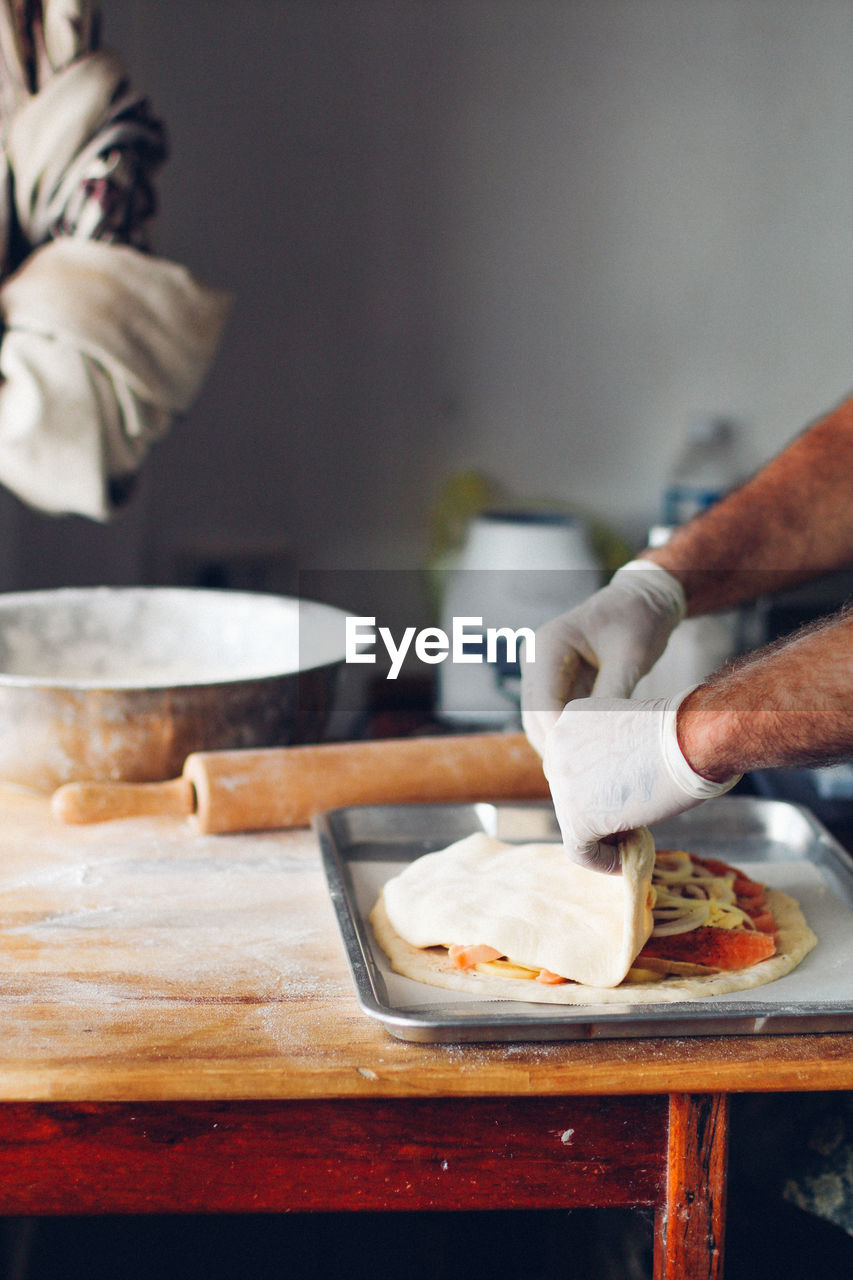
[0, 787, 851, 1279]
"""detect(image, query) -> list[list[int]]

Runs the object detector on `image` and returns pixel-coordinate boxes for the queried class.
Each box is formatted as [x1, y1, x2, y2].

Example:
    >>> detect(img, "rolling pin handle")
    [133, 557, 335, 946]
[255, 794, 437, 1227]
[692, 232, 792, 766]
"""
[51, 775, 197, 825]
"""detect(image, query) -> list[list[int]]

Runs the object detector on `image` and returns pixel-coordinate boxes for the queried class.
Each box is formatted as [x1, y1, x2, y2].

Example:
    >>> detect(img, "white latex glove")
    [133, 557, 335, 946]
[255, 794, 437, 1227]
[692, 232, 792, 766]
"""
[521, 560, 687, 755]
[543, 690, 741, 872]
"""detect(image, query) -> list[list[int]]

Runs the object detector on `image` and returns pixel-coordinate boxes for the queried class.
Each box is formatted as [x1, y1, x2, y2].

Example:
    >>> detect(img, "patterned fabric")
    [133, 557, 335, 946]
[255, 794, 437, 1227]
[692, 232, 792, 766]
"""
[0, 2, 166, 264]
[0, 2, 229, 520]
[48, 94, 165, 248]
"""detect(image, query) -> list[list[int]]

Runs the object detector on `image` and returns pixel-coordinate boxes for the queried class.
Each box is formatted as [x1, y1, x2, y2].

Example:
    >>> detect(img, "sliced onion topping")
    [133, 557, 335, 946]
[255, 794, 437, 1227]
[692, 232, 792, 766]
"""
[651, 901, 711, 936]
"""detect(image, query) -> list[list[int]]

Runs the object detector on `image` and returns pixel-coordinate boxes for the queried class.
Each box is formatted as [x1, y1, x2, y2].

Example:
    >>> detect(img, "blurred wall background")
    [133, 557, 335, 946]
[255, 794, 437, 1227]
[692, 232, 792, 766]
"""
[2, 0, 852, 598]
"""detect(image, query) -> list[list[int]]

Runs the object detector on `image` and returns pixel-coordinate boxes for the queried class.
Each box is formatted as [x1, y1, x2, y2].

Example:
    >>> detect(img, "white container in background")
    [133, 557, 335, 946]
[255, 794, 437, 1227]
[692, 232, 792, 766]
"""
[436, 511, 602, 727]
[633, 524, 741, 699]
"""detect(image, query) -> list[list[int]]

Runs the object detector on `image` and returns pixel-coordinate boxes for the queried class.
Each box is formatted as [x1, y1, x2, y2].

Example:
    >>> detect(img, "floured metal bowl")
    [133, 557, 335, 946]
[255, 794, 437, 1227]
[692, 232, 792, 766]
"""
[0, 587, 349, 791]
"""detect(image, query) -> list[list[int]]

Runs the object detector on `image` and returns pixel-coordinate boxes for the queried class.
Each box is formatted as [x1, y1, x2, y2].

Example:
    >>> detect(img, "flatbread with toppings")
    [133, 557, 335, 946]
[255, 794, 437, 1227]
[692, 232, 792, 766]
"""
[369, 831, 816, 1005]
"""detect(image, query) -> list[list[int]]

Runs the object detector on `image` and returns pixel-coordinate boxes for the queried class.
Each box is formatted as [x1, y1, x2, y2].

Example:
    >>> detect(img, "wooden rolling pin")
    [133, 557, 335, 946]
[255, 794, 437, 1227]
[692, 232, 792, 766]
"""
[51, 732, 550, 834]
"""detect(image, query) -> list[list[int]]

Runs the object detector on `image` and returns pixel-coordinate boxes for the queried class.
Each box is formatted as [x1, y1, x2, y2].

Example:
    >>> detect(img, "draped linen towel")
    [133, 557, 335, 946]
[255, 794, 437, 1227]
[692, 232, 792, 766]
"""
[0, 3, 230, 519]
[0, 238, 230, 516]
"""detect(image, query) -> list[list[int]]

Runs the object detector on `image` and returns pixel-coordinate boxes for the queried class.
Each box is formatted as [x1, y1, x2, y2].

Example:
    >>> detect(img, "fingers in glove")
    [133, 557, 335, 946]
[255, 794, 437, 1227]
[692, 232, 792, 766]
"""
[567, 836, 623, 875]
[522, 629, 595, 718]
[522, 642, 597, 756]
[589, 664, 640, 700]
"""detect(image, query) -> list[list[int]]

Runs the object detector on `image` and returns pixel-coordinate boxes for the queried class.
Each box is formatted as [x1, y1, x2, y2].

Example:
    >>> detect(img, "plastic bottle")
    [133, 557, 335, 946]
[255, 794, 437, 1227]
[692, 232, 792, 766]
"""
[662, 415, 738, 526]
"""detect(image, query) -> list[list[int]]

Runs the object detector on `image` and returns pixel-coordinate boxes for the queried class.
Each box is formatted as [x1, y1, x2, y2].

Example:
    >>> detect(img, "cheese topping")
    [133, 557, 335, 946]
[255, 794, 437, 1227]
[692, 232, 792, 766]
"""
[650, 850, 756, 936]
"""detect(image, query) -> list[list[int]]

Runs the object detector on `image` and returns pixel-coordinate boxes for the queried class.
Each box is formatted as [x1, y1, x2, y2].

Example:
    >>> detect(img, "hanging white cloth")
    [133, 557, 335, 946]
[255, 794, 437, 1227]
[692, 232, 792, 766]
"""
[0, 2, 229, 520]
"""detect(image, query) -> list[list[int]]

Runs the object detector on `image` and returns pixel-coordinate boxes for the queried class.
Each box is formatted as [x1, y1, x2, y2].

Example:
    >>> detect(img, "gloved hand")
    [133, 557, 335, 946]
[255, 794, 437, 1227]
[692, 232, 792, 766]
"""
[521, 560, 687, 755]
[542, 690, 741, 872]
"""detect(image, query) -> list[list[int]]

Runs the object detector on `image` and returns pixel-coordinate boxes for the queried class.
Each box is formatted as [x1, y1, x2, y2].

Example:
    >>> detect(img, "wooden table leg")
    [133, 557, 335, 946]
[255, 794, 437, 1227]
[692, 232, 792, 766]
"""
[654, 1092, 729, 1280]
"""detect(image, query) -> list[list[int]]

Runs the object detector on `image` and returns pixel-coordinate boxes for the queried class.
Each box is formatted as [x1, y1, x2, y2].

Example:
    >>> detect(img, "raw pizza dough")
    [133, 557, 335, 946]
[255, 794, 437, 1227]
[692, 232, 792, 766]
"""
[379, 829, 655, 988]
[370, 833, 817, 1006]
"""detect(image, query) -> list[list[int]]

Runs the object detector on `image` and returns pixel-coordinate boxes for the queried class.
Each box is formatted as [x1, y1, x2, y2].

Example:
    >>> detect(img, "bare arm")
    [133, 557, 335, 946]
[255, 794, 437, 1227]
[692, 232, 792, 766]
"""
[642, 395, 853, 615]
[524, 397, 853, 865]
[677, 608, 853, 781]
[648, 397, 853, 779]
[523, 400, 853, 867]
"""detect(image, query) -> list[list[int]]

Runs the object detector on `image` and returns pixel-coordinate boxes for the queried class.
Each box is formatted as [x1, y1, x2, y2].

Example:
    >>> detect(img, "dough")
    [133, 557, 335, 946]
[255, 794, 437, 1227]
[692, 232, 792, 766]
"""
[370, 834, 817, 1006]
[378, 828, 656, 989]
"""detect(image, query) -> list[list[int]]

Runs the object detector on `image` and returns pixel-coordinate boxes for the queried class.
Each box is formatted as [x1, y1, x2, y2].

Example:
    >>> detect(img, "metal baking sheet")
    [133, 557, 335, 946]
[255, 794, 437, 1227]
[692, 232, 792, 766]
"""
[314, 796, 853, 1043]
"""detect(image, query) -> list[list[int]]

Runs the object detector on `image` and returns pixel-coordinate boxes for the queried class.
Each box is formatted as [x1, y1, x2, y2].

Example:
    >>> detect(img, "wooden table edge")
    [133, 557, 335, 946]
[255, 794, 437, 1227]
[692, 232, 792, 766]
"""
[0, 1050, 851, 1102]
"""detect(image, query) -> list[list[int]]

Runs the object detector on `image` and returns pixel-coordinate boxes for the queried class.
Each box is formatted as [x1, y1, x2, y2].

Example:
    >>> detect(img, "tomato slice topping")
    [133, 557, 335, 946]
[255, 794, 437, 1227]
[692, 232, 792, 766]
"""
[639, 925, 776, 970]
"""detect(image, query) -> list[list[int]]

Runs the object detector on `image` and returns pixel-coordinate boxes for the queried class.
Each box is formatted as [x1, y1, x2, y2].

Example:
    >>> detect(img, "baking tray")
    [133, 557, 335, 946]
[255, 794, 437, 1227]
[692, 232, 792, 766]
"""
[314, 796, 853, 1042]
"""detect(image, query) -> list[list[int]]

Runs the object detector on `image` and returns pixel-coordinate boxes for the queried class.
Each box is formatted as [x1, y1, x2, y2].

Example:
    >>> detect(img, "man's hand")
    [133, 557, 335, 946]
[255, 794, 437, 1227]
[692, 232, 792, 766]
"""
[521, 561, 687, 755]
[542, 692, 740, 872]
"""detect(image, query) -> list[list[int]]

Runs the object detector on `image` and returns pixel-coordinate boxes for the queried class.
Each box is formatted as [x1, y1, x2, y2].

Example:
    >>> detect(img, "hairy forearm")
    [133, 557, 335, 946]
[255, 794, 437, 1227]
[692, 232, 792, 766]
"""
[677, 608, 853, 782]
[642, 396, 853, 615]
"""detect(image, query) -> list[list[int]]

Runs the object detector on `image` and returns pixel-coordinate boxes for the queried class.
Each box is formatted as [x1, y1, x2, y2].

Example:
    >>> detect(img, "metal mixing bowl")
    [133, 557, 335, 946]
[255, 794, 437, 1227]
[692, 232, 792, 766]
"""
[0, 587, 349, 790]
